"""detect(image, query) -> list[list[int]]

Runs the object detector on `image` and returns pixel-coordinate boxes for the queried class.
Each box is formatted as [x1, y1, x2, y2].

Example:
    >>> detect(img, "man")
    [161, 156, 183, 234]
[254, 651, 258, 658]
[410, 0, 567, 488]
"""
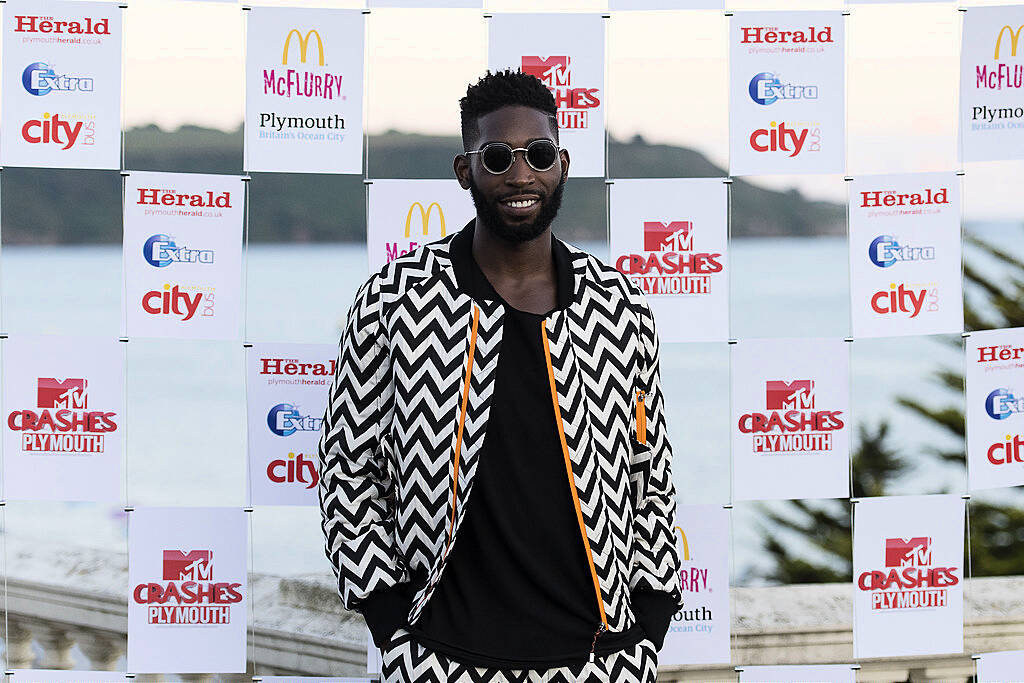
[319, 70, 681, 683]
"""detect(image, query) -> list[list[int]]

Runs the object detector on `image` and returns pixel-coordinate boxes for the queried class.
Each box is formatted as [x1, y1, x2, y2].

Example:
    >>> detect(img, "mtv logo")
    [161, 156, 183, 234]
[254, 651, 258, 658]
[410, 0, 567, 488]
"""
[163, 550, 214, 581]
[765, 380, 815, 410]
[885, 537, 931, 568]
[522, 56, 571, 87]
[37, 378, 88, 409]
[643, 221, 693, 252]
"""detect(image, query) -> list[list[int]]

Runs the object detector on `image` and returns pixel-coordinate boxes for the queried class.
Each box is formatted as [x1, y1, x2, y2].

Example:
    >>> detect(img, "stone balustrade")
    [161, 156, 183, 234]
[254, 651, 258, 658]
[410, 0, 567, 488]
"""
[5, 536, 1024, 681]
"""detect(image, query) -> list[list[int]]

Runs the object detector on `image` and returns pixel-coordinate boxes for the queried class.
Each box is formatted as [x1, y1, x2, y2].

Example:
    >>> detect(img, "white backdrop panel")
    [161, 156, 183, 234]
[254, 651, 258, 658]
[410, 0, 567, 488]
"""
[609, 1, 724, 8]
[488, 13, 605, 178]
[127, 507, 248, 673]
[660, 503, 730, 666]
[122, 171, 244, 340]
[367, 179, 476, 275]
[1, 0, 122, 169]
[848, 173, 963, 339]
[739, 665, 856, 683]
[246, 7, 365, 173]
[731, 337, 850, 501]
[966, 327, 1024, 491]
[977, 650, 1024, 683]
[960, 6, 1024, 162]
[609, 178, 729, 343]
[852, 494, 965, 659]
[2, 335, 122, 503]
[10, 673, 126, 683]
[729, 11, 845, 176]
[247, 342, 337, 506]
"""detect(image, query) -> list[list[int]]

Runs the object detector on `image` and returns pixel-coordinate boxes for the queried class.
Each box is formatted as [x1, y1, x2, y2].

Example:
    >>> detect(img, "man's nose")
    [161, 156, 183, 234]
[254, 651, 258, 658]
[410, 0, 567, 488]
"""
[505, 152, 535, 186]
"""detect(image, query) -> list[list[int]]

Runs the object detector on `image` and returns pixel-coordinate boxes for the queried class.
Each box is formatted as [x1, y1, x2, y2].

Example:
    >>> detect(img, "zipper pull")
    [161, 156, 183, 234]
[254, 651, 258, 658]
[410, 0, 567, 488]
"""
[636, 391, 647, 445]
[588, 622, 607, 663]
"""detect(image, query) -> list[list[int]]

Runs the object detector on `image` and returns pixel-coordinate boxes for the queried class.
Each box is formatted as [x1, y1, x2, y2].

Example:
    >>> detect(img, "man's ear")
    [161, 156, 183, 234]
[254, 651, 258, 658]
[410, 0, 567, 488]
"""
[559, 147, 570, 183]
[454, 153, 472, 189]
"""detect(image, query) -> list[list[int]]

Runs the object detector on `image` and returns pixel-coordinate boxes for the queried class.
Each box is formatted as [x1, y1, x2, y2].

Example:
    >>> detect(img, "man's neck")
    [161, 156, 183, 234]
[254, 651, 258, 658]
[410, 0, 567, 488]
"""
[471, 218, 558, 314]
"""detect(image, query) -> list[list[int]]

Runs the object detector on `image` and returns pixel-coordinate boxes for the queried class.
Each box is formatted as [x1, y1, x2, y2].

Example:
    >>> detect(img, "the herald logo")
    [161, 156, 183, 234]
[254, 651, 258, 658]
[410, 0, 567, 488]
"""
[643, 221, 693, 252]
[163, 549, 213, 581]
[885, 537, 931, 568]
[522, 56, 570, 87]
[37, 378, 87, 409]
[766, 380, 815, 410]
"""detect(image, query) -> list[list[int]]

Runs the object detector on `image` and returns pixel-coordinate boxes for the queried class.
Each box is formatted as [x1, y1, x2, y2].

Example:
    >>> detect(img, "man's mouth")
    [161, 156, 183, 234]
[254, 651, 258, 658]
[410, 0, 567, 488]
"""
[500, 195, 540, 210]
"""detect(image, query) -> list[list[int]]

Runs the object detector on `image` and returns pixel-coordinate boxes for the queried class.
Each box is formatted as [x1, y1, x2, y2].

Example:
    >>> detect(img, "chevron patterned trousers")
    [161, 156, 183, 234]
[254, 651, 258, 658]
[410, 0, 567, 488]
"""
[380, 628, 659, 683]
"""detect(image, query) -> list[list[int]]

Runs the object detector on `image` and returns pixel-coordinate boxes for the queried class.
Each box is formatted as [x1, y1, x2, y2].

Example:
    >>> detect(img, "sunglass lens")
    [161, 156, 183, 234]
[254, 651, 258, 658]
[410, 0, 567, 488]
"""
[527, 141, 558, 170]
[482, 145, 513, 173]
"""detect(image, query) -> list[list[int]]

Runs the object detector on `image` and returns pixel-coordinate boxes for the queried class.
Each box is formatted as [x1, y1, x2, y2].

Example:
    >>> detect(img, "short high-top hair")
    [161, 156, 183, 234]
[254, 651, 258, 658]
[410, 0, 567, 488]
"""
[460, 69, 558, 150]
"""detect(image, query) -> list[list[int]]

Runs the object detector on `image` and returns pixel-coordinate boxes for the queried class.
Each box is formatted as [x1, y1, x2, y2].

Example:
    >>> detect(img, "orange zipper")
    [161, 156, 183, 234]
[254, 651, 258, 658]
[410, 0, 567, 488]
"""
[540, 320, 608, 659]
[636, 390, 647, 445]
[445, 305, 480, 553]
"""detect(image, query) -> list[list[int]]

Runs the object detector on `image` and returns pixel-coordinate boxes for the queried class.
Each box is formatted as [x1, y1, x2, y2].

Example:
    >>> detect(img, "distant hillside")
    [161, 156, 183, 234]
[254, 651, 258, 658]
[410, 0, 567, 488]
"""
[1, 125, 845, 245]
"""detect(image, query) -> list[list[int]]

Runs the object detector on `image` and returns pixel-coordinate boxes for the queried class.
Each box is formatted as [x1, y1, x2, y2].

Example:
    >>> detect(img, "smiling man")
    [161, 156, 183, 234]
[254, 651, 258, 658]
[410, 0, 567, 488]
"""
[319, 70, 682, 683]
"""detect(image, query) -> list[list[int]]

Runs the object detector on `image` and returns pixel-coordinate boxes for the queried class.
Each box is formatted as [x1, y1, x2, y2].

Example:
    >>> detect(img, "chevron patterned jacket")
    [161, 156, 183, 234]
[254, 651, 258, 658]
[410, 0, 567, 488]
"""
[318, 223, 683, 639]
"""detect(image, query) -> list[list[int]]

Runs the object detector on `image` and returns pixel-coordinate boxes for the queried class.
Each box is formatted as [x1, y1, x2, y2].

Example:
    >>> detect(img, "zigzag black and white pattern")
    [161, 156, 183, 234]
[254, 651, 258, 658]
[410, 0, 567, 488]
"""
[381, 628, 658, 683]
[318, 230, 682, 631]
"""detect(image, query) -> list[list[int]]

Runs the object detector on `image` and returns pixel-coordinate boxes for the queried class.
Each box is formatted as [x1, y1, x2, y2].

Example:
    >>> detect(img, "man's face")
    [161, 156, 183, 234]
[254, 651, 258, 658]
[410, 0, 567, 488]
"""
[454, 105, 570, 244]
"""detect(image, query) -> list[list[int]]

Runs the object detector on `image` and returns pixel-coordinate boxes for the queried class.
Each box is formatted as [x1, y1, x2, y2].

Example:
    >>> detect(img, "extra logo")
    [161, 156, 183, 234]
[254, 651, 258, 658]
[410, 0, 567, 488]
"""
[133, 549, 243, 625]
[749, 121, 818, 157]
[267, 452, 318, 489]
[670, 526, 713, 630]
[868, 236, 936, 268]
[614, 221, 722, 295]
[263, 28, 344, 101]
[21, 112, 93, 150]
[748, 72, 818, 105]
[386, 202, 447, 264]
[267, 403, 323, 437]
[857, 536, 959, 610]
[144, 235, 215, 268]
[870, 283, 935, 319]
[986, 388, 1024, 420]
[22, 62, 94, 96]
[521, 56, 600, 130]
[738, 379, 844, 454]
[7, 377, 118, 454]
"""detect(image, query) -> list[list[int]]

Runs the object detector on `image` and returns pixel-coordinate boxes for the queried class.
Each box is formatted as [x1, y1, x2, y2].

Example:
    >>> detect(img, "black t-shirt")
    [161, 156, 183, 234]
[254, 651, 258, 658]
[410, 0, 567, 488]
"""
[407, 246, 645, 668]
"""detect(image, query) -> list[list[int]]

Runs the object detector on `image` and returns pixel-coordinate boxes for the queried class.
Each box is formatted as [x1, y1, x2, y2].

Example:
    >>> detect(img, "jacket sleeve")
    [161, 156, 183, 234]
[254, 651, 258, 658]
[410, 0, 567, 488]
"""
[318, 276, 407, 611]
[629, 298, 684, 607]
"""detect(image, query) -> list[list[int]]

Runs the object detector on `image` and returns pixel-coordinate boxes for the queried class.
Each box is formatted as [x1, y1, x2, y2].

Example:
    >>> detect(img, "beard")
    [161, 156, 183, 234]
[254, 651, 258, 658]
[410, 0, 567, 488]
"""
[468, 177, 565, 244]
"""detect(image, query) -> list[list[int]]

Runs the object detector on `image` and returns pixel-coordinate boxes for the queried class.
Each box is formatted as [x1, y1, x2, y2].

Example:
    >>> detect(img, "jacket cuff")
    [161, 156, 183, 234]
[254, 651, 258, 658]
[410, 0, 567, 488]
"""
[631, 589, 679, 651]
[360, 583, 415, 649]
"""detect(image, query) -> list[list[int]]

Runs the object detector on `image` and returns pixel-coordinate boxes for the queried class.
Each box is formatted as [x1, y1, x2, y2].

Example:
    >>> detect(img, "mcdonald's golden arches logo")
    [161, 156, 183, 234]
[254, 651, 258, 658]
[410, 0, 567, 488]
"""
[405, 202, 446, 239]
[994, 24, 1024, 60]
[283, 29, 325, 66]
[674, 525, 690, 561]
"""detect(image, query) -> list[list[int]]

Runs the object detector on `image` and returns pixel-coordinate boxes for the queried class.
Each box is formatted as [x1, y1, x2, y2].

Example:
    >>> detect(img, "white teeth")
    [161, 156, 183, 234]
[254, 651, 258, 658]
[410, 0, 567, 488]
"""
[506, 199, 537, 208]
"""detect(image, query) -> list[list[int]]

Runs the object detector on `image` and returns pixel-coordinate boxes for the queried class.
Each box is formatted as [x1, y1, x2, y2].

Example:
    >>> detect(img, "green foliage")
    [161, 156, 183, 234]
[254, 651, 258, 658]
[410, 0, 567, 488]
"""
[759, 227, 1024, 583]
[1, 125, 845, 245]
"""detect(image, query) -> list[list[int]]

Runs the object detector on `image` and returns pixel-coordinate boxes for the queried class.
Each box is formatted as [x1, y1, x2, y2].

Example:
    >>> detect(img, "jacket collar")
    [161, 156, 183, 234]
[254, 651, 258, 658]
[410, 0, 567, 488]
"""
[449, 219, 575, 312]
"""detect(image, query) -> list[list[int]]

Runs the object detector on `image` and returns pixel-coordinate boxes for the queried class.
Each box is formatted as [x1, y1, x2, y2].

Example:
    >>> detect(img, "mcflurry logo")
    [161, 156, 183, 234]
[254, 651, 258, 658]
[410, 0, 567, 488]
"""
[521, 56, 600, 130]
[141, 284, 214, 322]
[615, 221, 722, 296]
[986, 388, 1024, 420]
[857, 536, 959, 610]
[868, 235, 936, 268]
[975, 24, 1023, 91]
[133, 549, 243, 625]
[7, 377, 117, 454]
[670, 526, 714, 633]
[22, 62, 94, 96]
[263, 28, 345, 101]
[386, 202, 447, 264]
[267, 452, 318, 489]
[748, 72, 818, 105]
[143, 235, 215, 268]
[267, 403, 323, 437]
[738, 379, 844, 454]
